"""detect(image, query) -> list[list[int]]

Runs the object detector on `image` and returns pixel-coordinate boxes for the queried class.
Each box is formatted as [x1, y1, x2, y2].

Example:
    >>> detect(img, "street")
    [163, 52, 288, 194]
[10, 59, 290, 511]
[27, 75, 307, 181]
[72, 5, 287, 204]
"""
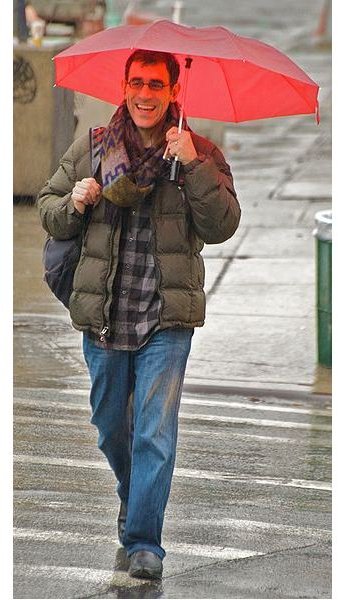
[13, 0, 331, 597]
[13, 182, 332, 599]
[14, 372, 331, 598]
[14, 375, 331, 598]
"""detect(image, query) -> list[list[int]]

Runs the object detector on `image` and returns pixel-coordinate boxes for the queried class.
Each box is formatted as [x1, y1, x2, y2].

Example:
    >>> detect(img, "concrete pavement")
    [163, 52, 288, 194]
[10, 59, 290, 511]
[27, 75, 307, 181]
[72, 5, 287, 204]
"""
[13, 387, 331, 598]
[186, 50, 332, 396]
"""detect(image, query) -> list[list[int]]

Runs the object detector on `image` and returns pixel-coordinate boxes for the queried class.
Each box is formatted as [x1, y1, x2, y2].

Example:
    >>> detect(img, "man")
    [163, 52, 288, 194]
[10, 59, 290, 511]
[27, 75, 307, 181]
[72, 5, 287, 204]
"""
[38, 49, 240, 580]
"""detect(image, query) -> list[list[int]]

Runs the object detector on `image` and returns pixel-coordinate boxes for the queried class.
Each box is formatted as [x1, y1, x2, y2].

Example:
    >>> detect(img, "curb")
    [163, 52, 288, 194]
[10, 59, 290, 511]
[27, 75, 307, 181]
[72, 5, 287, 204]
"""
[183, 380, 331, 402]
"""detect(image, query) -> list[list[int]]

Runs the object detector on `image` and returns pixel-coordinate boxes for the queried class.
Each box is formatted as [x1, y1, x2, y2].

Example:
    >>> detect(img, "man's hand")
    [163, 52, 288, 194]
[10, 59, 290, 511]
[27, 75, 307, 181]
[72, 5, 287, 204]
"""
[71, 178, 102, 214]
[164, 127, 198, 165]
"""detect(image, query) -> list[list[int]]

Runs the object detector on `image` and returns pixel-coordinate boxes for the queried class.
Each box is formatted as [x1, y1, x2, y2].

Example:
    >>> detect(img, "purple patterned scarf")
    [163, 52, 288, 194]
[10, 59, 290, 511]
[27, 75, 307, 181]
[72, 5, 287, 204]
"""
[91, 101, 188, 223]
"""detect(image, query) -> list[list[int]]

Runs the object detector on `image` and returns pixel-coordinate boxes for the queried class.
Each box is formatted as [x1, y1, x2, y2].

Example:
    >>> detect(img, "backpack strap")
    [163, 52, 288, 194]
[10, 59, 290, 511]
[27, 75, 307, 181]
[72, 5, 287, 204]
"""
[89, 126, 106, 177]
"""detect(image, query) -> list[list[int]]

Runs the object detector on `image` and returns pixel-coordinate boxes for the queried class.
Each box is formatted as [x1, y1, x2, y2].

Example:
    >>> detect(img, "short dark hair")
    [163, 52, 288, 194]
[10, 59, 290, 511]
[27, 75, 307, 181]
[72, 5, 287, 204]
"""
[125, 49, 180, 86]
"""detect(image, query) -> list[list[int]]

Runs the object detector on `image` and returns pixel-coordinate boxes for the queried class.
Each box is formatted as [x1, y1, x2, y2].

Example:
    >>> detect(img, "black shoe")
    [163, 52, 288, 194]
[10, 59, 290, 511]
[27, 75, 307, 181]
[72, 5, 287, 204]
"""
[128, 550, 163, 580]
[117, 501, 127, 545]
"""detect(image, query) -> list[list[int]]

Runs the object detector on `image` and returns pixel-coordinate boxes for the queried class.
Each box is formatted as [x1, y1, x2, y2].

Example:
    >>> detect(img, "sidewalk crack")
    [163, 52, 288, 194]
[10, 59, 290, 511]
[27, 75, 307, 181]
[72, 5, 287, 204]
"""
[206, 229, 250, 299]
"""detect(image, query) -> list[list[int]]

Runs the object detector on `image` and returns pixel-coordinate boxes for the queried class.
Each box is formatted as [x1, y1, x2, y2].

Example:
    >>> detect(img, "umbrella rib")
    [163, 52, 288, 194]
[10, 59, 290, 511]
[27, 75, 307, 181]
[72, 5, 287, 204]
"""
[280, 73, 318, 114]
[219, 61, 237, 122]
[55, 53, 101, 87]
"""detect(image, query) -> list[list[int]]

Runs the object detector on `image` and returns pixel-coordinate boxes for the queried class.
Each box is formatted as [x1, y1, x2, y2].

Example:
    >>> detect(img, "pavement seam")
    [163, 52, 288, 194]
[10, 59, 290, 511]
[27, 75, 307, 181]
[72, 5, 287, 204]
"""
[228, 539, 331, 562]
[268, 132, 322, 200]
[162, 556, 238, 582]
[161, 550, 270, 583]
[13, 383, 332, 402]
[268, 89, 331, 202]
[160, 539, 331, 584]
[296, 202, 310, 225]
[182, 382, 331, 402]
[79, 582, 118, 599]
[76, 584, 111, 600]
[206, 228, 250, 299]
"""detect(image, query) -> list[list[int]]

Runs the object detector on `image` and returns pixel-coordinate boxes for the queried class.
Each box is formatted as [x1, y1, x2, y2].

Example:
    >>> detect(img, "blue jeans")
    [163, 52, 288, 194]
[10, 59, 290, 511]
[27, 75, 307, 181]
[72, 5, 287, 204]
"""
[82, 328, 193, 560]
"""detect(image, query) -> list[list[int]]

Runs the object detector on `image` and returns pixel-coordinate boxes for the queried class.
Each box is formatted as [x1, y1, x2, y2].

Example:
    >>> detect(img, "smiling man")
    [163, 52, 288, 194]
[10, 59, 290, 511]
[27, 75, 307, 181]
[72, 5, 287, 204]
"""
[37, 49, 240, 580]
[124, 59, 179, 137]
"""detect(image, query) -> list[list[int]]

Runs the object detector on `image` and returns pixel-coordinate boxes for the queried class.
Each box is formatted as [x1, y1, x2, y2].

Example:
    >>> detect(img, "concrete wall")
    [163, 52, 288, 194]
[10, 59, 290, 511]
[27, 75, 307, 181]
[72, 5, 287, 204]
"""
[74, 93, 115, 140]
[13, 44, 74, 196]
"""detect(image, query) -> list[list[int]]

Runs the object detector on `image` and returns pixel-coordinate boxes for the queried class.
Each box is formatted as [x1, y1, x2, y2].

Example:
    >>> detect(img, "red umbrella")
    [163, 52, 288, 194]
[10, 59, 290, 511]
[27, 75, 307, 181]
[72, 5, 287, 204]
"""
[53, 19, 319, 124]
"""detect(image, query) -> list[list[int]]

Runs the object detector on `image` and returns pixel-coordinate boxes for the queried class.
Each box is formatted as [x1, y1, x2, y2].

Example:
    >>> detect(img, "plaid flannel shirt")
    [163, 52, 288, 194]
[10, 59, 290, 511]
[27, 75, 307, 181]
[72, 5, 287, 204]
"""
[100, 199, 161, 351]
[89, 127, 161, 351]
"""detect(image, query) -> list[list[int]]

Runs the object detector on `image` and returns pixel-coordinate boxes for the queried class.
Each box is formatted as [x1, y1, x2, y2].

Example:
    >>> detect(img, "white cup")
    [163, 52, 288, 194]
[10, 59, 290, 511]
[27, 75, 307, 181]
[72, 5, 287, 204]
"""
[30, 19, 45, 47]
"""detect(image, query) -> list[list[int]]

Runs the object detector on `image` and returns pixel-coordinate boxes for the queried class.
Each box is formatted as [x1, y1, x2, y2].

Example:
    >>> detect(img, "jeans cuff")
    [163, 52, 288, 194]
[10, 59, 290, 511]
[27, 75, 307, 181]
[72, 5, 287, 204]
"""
[126, 542, 166, 561]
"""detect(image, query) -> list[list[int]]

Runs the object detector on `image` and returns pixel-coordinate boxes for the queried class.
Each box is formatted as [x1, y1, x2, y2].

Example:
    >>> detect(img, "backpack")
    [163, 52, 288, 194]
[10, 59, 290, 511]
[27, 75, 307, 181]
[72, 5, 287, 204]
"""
[42, 234, 82, 309]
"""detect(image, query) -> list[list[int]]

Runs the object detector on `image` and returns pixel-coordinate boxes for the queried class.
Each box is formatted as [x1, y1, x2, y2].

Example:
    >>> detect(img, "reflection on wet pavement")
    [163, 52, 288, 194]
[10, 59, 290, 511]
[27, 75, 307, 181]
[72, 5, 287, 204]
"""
[14, 204, 65, 316]
[14, 204, 87, 389]
[14, 313, 87, 390]
[104, 548, 164, 599]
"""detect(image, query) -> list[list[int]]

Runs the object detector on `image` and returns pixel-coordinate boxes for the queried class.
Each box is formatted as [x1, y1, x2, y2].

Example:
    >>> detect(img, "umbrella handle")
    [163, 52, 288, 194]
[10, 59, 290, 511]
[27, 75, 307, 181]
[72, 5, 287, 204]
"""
[169, 107, 183, 181]
[169, 57, 193, 183]
[169, 157, 181, 182]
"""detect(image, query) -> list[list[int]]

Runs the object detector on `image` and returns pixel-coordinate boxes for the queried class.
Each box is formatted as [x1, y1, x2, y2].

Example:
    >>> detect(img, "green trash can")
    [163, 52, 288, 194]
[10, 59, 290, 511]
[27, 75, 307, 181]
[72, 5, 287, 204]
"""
[313, 210, 332, 367]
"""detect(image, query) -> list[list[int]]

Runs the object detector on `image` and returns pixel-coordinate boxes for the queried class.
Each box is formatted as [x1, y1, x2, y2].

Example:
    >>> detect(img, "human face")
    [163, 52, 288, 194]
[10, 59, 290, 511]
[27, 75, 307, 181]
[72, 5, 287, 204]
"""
[122, 61, 180, 143]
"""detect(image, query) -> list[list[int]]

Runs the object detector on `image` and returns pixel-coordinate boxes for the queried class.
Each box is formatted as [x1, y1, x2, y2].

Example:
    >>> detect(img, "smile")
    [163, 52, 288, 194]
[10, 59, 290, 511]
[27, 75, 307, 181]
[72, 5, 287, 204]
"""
[136, 104, 156, 112]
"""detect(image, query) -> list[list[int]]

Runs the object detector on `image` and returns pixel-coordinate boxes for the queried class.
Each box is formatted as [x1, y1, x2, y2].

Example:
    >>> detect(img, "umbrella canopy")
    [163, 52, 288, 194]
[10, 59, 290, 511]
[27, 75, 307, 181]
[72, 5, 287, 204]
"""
[54, 19, 319, 123]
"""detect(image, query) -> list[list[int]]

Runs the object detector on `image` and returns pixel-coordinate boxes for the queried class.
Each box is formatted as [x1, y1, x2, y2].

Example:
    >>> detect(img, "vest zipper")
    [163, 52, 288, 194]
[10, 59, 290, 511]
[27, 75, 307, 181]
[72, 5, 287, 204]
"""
[150, 197, 164, 326]
[91, 133, 115, 345]
[99, 222, 119, 343]
[99, 325, 110, 342]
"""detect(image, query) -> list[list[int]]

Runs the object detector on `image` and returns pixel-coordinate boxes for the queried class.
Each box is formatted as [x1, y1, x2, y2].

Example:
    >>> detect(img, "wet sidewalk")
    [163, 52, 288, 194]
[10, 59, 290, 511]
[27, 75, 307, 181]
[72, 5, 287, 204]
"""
[186, 49, 332, 397]
[13, 79, 332, 397]
[14, 386, 331, 598]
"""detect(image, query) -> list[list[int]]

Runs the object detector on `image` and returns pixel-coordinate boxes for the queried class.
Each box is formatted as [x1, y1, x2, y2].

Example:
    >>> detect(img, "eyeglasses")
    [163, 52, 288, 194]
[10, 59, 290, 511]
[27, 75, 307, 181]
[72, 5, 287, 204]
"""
[127, 78, 171, 91]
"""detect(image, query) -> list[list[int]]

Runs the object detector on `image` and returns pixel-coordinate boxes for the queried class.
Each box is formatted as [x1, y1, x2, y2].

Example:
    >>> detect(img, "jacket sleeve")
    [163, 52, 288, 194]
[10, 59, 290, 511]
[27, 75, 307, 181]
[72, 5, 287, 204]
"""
[183, 145, 241, 244]
[37, 140, 85, 240]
